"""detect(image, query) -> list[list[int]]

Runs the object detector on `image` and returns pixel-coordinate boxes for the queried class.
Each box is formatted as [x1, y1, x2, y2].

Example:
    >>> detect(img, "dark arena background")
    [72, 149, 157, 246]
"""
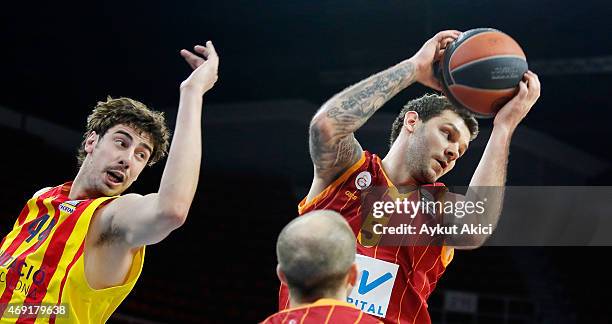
[2, 1, 612, 323]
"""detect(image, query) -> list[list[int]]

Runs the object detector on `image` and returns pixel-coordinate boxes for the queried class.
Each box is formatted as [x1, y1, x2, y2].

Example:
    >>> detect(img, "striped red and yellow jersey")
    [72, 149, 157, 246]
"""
[262, 298, 383, 324]
[0, 182, 145, 323]
[279, 151, 453, 324]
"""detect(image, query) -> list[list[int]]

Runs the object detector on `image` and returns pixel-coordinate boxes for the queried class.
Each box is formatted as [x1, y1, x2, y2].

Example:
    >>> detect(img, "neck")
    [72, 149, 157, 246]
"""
[382, 141, 419, 188]
[289, 289, 347, 308]
[69, 167, 92, 200]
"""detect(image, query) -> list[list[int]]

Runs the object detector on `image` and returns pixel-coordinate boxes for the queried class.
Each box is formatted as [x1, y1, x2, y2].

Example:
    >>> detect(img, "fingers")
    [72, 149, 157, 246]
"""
[180, 49, 203, 70]
[524, 70, 541, 100]
[435, 30, 462, 41]
[194, 45, 209, 57]
[441, 37, 455, 50]
[433, 30, 461, 58]
[194, 41, 218, 62]
[181, 41, 219, 71]
[517, 80, 528, 99]
[206, 41, 218, 60]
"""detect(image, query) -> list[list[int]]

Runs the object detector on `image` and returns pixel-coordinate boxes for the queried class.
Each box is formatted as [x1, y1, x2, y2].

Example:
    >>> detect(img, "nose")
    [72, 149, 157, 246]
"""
[444, 144, 459, 161]
[117, 151, 134, 170]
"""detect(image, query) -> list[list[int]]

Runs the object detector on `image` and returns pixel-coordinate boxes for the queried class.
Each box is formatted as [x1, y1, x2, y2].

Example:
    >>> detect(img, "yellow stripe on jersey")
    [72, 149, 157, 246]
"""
[1, 196, 71, 321]
[1, 196, 42, 252]
[34, 197, 115, 323]
[3, 196, 57, 264]
[57, 198, 145, 323]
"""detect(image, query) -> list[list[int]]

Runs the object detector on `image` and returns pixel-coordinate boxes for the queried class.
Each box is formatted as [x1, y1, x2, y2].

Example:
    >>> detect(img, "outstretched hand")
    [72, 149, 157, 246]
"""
[180, 41, 219, 95]
[409, 30, 461, 91]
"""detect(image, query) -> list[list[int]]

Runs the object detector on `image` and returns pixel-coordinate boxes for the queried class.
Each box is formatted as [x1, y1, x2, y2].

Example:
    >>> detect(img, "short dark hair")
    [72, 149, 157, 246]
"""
[389, 94, 479, 147]
[77, 97, 170, 166]
[277, 210, 355, 301]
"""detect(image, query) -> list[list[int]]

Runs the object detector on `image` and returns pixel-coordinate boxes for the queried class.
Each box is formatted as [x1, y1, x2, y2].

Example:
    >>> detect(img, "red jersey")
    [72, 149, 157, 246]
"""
[263, 298, 382, 324]
[279, 151, 453, 324]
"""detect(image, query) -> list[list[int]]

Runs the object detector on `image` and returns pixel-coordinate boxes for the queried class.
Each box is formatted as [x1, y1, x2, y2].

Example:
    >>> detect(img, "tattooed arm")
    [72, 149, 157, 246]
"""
[305, 30, 462, 202]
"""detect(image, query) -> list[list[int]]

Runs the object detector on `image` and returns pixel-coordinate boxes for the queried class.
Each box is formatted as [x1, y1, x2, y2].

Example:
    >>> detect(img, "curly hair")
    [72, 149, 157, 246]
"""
[389, 94, 479, 147]
[77, 97, 170, 166]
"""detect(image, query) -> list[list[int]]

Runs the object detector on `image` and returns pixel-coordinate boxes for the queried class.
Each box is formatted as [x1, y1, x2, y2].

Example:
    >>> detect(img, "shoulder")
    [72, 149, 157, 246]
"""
[32, 187, 53, 198]
[259, 311, 287, 324]
[98, 193, 142, 212]
[92, 193, 143, 225]
[88, 194, 140, 247]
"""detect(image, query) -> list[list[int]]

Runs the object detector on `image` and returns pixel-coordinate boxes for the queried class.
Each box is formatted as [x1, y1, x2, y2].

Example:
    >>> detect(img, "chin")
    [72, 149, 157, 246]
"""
[98, 183, 124, 197]
[418, 169, 438, 184]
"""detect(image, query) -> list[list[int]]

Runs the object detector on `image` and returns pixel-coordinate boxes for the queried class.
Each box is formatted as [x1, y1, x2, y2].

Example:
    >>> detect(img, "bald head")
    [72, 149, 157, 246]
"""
[277, 210, 356, 301]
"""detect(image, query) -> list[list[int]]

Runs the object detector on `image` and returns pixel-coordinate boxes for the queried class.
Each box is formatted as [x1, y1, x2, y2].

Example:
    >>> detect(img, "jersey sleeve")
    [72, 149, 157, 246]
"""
[298, 152, 368, 215]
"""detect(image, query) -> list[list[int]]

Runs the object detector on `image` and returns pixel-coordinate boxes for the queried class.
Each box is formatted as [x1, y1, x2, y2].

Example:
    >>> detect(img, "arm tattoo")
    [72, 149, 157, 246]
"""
[309, 128, 361, 174]
[334, 135, 360, 166]
[326, 61, 416, 129]
[310, 60, 416, 175]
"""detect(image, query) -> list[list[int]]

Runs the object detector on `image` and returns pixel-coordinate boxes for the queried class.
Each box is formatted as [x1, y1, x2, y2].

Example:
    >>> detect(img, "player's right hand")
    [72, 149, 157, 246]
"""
[408, 30, 461, 91]
[180, 41, 219, 95]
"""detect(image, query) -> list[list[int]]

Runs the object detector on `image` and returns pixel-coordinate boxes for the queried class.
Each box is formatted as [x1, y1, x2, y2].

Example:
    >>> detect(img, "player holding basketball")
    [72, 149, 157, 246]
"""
[279, 30, 540, 323]
[0, 41, 218, 322]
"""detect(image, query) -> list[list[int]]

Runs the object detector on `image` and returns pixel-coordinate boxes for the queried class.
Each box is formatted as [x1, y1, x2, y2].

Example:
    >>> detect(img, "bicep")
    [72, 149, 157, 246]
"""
[99, 193, 183, 248]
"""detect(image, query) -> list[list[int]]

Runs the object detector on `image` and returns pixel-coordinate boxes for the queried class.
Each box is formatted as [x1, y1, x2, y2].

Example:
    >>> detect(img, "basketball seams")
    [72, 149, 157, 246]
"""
[440, 28, 526, 117]
[449, 54, 527, 74]
[445, 29, 495, 85]
[448, 30, 523, 70]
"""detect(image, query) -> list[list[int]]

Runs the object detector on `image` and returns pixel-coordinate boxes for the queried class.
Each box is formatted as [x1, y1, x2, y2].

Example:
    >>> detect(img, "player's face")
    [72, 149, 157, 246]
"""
[84, 124, 153, 196]
[406, 110, 471, 183]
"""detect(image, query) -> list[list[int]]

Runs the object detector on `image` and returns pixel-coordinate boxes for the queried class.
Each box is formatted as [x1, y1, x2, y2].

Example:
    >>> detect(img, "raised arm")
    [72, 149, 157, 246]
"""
[100, 41, 219, 248]
[446, 71, 541, 249]
[306, 30, 461, 201]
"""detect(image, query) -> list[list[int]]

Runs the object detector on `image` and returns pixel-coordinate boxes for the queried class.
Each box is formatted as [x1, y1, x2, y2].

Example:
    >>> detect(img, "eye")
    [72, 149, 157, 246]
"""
[114, 139, 126, 147]
[441, 129, 450, 140]
[136, 152, 147, 160]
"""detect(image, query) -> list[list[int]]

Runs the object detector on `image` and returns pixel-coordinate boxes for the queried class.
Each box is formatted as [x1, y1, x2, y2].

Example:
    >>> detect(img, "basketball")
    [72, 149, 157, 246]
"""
[437, 28, 528, 117]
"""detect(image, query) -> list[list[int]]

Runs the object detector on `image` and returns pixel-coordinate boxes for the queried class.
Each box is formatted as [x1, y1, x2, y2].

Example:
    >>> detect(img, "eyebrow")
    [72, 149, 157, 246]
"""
[442, 123, 468, 155]
[115, 130, 154, 154]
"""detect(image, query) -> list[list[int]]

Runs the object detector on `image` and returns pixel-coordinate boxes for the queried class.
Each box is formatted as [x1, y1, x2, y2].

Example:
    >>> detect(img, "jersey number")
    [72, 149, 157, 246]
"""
[26, 214, 57, 243]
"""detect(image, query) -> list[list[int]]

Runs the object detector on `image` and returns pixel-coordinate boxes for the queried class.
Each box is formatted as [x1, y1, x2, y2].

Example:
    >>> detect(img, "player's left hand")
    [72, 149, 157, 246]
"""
[493, 70, 541, 132]
[180, 41, 219, 95]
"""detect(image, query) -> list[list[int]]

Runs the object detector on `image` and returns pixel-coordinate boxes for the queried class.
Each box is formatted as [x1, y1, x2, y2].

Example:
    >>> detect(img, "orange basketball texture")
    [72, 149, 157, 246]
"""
[438, 28, 528, 117]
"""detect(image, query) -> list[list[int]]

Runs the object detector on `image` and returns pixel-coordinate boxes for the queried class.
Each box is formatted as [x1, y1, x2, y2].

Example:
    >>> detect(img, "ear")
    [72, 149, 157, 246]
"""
[84, 131, 99, 154]
[277, 264, 288, 285]
[403, 111, 419, 134]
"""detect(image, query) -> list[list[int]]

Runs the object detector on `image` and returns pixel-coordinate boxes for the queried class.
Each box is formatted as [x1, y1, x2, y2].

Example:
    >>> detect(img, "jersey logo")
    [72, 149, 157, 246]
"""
[355, 171, 372, 190]
[347, 254, 399, 318]
[358, 270, 393, 294]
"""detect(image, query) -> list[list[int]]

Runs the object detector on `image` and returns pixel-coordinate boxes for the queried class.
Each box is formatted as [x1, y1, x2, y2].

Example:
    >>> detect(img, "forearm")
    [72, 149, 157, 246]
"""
[459, 127, 513, 246]
[157, 87, 203, 218]
[312, 59, 417, 136]
[469, 127, 513, 187]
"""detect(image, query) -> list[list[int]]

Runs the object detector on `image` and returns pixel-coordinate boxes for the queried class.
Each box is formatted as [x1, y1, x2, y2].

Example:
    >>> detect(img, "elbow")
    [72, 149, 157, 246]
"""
[446, 233, 489, 250]
[463, 234, 490, 250]
[160, 204, 190, 229]
[310, 114, 337, 141]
